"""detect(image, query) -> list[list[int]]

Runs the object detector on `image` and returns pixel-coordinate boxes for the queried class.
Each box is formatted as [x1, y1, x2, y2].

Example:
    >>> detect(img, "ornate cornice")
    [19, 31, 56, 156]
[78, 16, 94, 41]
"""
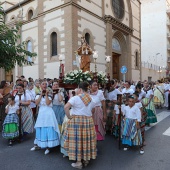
[104, 15, 133, 35]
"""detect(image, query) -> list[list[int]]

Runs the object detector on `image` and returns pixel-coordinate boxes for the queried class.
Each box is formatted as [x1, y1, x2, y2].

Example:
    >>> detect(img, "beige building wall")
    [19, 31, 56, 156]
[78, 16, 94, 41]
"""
[77, 5, 106, 72]
[142, 68, 166, 81]
[1, 0, 141, 82]
[131, 1, 141, 81]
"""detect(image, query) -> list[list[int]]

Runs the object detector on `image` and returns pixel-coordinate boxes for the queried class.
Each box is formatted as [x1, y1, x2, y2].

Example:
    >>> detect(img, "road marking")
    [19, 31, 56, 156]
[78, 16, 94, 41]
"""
[145, 111, 170, 131]
[163, 127, 170, 136]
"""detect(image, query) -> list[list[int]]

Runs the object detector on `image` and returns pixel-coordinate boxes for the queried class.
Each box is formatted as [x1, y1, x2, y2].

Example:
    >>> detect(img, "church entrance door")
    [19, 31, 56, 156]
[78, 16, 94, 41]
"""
[112, 53, 120, 80]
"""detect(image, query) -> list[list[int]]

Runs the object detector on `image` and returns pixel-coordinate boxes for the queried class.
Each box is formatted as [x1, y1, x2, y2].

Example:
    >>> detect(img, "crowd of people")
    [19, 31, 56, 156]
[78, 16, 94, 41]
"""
[0, 75, 169, 169]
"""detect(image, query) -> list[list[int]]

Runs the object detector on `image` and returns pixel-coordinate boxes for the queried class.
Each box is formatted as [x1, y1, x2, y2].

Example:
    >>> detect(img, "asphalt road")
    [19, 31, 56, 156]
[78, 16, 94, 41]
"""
[0, 109, 170, 170]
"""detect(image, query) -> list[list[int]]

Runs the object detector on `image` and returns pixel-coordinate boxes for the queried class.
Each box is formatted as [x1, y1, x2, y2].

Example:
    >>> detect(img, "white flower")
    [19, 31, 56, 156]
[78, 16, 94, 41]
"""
[84, 71, 89, 74]
[74, 70, 78, 74]
[80, 79, 83, 81]
[70, 73, 74, 76]
[87, 78, 91, 81]
[105, 78, 108, 81]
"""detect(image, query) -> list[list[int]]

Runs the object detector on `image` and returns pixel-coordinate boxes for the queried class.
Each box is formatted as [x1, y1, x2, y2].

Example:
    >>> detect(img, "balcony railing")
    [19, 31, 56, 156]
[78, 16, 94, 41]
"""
[141, 61, 160, 70]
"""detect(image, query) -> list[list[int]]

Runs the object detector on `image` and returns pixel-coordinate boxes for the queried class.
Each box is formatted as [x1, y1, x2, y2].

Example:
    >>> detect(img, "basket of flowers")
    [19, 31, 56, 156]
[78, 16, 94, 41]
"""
[64, 70, 92, 84]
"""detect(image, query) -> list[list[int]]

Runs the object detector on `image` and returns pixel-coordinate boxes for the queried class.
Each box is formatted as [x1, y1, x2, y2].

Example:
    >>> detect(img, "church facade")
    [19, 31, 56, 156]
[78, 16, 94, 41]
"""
[0, 0, 141, 82]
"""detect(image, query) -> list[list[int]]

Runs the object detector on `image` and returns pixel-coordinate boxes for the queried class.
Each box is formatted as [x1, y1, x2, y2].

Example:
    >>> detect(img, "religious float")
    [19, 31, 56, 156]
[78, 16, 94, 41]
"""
[58, 36, 111, 90]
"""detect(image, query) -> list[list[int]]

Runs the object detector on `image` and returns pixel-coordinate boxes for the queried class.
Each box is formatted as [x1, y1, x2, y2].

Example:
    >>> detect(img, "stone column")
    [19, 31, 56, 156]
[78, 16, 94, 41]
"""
[105, 22, 113, 78]
[37, 0, 45, 78]
[0, 68, 5, 81]
[72, 4, 80, 71]
[63, 5, 73, 73]
[126, 34, 132, 81]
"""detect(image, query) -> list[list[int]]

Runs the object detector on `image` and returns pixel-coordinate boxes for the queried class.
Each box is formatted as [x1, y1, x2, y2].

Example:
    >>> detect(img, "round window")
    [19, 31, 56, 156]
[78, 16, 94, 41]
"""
[112, 0, 125, 20]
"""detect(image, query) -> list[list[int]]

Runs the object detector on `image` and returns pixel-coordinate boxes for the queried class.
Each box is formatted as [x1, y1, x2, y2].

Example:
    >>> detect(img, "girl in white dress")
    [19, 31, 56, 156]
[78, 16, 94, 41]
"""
[90, 81, 106, 141]
[30, 81, 60, 155]
[2, 96, 19, 146]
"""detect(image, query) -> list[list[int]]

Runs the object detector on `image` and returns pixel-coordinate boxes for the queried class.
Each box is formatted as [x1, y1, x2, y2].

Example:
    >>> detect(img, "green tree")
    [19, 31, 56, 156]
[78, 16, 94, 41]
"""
[0, 6, 37, 72]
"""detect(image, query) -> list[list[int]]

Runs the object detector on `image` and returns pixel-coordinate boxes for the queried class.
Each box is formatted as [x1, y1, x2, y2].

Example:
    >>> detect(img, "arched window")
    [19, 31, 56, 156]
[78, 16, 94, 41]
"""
[112, 0, 125, 19]
[135, 51, 138, 67]
[85, 33, 90, 45]
[51, 32, 57, 56]
[28, 10, 33, 20]
[112, 38, 121, 52]
[27, 41, 32, 62]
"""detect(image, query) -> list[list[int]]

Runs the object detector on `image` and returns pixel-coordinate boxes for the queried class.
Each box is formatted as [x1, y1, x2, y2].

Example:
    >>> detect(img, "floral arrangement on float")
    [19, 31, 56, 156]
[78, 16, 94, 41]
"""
[96, 71, 108, 85]
[64, 70, 92, 84]
[63, 70, 108, 85]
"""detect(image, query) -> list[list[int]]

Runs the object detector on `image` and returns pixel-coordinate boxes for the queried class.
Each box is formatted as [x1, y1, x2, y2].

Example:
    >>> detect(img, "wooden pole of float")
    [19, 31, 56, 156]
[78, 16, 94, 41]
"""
[18, 93, 22, 142]
[117, 94, 122, 150]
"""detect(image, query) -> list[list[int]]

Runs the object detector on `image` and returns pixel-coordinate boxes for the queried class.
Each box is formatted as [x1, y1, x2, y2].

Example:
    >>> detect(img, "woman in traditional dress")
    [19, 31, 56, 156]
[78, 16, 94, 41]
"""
[106, 80, 122, 132]
[2, 96, 19, 146]
[30, 81, 60, 155]
[63, 82, 96, 169]
[15, 83, 34, 135]
[60, 89, 78, 158]
[153, 80, 165, 109]
[52, 82, 65, 132]
[142, 81, 157, 125]
[26, 82, 36, 119]
[90, 81, 107, 141]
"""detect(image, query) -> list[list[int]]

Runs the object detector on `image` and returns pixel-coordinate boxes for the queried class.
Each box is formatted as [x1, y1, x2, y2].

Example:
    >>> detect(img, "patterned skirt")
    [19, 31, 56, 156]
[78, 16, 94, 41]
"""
[92, 106, 105, 141]
[52, 105, 65, 131]
[121, 118, 142, 146]
[142, 98, 157, 124]
[112, 114, 120, 138]
[21, 106, 34, 134]
[63, 115, 97, 161]
[34, 127, 60, 148]
[140, 107, 147, 141]
[2, 113, 19, 139]
[60, 116, 69, 156]
[153, 89, 164, 106]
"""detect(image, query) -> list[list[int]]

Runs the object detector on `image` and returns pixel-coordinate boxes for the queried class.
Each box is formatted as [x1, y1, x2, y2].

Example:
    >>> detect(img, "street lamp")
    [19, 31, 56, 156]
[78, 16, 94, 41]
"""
[93, 51, 98, 72]
[105, 56, 111, 82]
[105, 56, 111, 73]
[157, 66, 162, 79]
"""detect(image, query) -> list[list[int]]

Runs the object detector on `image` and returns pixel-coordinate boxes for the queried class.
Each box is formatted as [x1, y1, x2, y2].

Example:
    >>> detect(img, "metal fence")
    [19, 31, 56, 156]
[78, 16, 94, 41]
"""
[141, 61, 160, 71]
